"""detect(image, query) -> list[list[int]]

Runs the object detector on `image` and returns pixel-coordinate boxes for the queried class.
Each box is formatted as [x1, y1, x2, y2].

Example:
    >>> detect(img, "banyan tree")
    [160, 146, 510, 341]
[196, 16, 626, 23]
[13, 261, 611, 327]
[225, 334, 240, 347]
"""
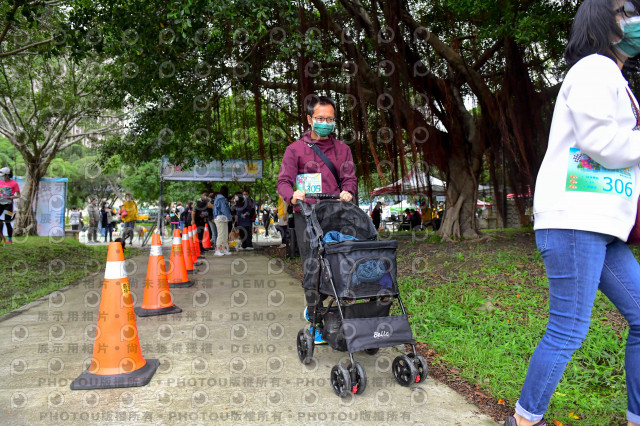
[70, 0, 577, 240]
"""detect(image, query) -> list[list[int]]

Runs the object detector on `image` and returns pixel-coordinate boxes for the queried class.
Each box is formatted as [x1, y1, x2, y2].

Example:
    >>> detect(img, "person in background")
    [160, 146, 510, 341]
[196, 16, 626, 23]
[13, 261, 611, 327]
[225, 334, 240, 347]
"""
[0, 167, 19, 244]
[193, 191, 211, 252]
[242, 188, 256, 243]
[410, 208, 422, 230]
[399, 208, 412, 231]
[207, 192, 217, 248]
[182, 201, 193, 229]
[504, 1, 640, 425]
[242, 189, 256, 220]
[176, 201, 185, 231]
[229, 192, 238, 237]
[262, 206, 271, 237]
[235, 192, 254, 250]
[213, 185, 232, 256]
[170, 205, 180, 234]
[86, 197, 100, 243]
[110, 206, 118, 234]
[164, 208, 171, 237]
[436, 203, 445, 228]
[277, 195, 288, 249]
[120, 193, 138, 246]
[286, 203, 296, 256]
[69, 205, 82, 231]
[421, 205, 438, 230]
[371, 201, 382, 231]
[100, 202, 113, 242]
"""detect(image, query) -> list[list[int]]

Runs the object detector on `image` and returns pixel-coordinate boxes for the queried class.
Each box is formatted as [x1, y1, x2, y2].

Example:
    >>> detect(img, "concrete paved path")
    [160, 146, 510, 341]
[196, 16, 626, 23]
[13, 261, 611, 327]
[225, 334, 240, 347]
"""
[1, 244, 499, 425]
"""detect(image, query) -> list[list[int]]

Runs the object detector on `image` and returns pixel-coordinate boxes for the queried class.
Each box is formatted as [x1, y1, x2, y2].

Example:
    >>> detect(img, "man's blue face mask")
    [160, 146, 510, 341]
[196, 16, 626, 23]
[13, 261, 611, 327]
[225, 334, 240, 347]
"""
[312, 121, 334, 137]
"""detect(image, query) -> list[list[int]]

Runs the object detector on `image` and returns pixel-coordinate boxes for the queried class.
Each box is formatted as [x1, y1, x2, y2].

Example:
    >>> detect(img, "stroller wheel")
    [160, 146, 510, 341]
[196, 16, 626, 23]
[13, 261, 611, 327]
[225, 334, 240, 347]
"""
[392, 355, 418, 386]
[330, 364, 352, 397]
[296, 328, 314, 364]
[347, 362, 367, 395]
[364, 348, 379, 355]
[407, 353, 428, 383]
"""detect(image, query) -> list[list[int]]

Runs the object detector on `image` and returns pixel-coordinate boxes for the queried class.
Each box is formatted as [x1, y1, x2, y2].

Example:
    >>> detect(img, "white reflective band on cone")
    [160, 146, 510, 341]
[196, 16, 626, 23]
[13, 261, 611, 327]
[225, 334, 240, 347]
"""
[173, 237, 181, 244]
[150, 246, 163, 256]
[182, 234, 188, 240]
[104, 261, 127, 279]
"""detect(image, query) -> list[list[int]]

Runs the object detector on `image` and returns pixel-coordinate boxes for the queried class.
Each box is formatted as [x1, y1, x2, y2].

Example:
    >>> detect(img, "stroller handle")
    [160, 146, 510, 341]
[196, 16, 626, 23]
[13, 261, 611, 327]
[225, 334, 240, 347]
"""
[304, 193, 340, 200]
[297, 193, 340, 218]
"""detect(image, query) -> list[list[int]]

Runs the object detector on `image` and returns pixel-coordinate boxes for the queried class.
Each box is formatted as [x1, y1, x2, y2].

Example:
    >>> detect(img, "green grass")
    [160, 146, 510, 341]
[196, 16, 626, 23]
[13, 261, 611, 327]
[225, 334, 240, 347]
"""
[0, 237, 135, 316]
[379, 229, 443, 244]
[398, 231, 631, 425]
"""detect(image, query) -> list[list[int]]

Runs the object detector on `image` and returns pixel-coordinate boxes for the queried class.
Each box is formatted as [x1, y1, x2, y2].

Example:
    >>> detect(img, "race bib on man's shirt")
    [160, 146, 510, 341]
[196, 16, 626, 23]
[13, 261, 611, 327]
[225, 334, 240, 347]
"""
[296, 173, 322, 194]
[566, 148, 634, 199]
[0, 186, 11, 198]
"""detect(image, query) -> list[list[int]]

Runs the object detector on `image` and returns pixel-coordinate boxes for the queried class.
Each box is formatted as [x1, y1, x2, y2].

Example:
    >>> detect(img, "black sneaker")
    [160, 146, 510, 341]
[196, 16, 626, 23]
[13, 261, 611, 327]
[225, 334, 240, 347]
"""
[503, 416, 546, 426]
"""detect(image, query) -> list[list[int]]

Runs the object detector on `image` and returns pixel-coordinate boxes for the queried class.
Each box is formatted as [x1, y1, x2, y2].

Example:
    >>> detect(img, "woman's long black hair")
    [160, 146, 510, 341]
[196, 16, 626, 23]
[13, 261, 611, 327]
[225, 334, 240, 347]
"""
[565, 0, 628, 66]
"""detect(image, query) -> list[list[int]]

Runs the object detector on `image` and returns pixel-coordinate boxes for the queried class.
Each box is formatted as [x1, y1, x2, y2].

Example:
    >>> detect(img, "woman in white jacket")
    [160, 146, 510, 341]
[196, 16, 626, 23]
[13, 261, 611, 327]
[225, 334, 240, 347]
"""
[505, 1, 640, 425]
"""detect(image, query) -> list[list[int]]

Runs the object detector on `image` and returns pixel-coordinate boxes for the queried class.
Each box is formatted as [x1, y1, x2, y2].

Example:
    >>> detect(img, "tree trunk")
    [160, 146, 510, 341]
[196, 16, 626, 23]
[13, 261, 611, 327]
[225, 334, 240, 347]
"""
[14, 160, 49, 236]
[439, 154, 482, 240]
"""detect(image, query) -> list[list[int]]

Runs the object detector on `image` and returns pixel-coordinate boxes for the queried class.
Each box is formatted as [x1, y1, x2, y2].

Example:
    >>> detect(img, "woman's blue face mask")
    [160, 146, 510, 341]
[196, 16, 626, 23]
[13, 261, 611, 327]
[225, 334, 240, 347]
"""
[615, 12, 640, 57]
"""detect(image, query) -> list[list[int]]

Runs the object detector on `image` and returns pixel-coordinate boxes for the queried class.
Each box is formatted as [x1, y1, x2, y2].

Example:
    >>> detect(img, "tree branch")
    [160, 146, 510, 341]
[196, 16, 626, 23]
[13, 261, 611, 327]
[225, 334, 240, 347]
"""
[0, 122, 15, 138]
[398, 5, 494, 104]
[0, 98, 18, 130]
[472, 39, 504, 71]
[0, 2, 19, 46]
[338, 0, 375, 37]
[63, 126, 120, 139]
[0, 60, 26, 130]
[309, 0, 383, 94]
[0, 37, 54, 58]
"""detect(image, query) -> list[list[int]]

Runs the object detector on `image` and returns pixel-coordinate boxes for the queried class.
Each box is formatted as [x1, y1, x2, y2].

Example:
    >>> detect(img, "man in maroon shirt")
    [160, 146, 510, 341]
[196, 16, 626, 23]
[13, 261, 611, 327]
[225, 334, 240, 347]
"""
[277, 95, 357, 344]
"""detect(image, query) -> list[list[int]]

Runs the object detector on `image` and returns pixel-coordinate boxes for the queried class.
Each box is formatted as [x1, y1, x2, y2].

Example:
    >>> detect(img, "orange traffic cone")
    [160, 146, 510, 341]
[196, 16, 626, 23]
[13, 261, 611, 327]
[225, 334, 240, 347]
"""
[194, 225, 203, 258]
[71, 242, 158, 390]
[189, 225, 199, 264]
[168, 229, 193, 288]
[182, 228, 195, 273]
[203, 223, 212, 249]
[135, 232, 182, 316]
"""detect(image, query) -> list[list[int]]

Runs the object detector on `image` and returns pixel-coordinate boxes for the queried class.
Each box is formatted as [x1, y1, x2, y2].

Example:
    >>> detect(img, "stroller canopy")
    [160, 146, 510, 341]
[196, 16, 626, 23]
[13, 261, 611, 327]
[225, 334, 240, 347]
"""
[312, 201, 378, 241]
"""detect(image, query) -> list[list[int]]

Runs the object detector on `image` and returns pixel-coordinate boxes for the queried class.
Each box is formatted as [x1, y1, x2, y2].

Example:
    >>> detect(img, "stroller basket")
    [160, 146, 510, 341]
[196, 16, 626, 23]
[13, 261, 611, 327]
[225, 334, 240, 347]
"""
[342, 314, 414, 353]
[322, 240, 398, 299]
[322, 300, 392, 351]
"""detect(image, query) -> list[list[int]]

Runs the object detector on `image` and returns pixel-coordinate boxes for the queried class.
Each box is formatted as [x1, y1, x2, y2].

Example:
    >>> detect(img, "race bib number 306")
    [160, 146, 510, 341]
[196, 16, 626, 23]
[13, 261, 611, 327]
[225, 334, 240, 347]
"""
[296, 173, 322, 194]
[566, 147, 634, 199]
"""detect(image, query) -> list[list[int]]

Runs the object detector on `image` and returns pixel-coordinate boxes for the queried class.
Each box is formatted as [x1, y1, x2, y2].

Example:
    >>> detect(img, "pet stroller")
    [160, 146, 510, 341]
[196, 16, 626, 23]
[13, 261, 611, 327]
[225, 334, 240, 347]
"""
[296, 195, 427, 397]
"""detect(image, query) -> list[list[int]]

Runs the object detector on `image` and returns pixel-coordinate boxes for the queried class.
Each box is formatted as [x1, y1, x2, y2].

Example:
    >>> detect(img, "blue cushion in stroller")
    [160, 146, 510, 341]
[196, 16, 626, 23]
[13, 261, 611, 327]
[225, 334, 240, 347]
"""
[322, 240, 398, 299]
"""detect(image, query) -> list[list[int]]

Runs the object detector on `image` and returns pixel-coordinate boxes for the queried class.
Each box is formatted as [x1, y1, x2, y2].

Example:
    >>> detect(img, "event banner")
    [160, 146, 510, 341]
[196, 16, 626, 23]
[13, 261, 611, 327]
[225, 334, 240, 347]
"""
[161, 158, 263, 182]
[5, 177, 68, 238]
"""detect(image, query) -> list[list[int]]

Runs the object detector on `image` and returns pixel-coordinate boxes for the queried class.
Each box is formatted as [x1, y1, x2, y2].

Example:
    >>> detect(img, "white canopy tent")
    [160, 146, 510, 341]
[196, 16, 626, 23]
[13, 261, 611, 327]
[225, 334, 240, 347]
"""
[371, 166, 495, 208]
[371, 167, 446, 197]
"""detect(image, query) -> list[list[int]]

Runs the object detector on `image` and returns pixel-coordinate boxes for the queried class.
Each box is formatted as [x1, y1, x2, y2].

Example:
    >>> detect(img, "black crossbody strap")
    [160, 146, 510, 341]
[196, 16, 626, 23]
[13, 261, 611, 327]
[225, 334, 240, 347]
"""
[308, 142, 341, 191]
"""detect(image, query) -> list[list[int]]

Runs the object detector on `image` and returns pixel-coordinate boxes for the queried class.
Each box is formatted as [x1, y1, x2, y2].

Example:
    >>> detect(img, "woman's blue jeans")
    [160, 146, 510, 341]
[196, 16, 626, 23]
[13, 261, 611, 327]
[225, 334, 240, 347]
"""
[102, 224, 112, 241]
[516, 229, 640, 423]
